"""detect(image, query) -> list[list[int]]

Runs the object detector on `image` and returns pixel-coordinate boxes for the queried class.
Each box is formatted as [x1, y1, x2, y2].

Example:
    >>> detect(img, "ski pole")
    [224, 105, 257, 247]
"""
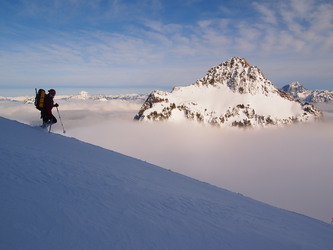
[56, 107, 66, 134]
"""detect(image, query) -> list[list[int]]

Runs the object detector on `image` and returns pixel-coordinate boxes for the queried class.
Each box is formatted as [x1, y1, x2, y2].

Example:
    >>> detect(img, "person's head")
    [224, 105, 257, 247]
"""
[48, 89, 56, 98]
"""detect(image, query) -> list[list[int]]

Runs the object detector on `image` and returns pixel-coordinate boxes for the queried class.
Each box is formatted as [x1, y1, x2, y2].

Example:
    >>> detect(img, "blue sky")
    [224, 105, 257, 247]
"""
[1, 0, 333, 94]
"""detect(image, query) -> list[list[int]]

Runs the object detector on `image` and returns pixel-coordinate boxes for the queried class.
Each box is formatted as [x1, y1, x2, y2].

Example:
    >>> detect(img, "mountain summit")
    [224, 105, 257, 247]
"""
[135, 57, 322, 127]
[195, 57, 277, 96]
[282, 82, 333, 103]
[281, 82, 307, 97]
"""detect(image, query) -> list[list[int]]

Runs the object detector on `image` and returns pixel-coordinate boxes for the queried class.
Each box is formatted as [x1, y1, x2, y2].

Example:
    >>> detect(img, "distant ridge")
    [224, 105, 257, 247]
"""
[281, 82, 333, 103]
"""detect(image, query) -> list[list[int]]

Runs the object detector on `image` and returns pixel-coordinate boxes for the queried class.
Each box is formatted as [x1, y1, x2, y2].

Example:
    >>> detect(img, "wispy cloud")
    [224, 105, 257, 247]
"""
[252, 2, 278, 25]
[251, 0, 333, 53]
[1, 0, 332, 89]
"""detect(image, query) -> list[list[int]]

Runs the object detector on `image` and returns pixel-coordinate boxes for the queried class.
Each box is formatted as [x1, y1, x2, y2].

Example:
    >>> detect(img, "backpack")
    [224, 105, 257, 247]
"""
[34, 88, 46, 110]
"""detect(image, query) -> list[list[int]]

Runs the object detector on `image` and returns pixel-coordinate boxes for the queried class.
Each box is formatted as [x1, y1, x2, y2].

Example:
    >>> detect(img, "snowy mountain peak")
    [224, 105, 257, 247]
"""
[281, 82, 307, 96]
[195, 57, 277, 96]
[135, 58, 322, 127]
[282, 82, 333, 103]
[78, 90, 89, 99]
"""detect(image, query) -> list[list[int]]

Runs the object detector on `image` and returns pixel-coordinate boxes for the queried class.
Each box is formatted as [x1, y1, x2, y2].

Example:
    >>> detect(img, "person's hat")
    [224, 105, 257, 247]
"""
[48, 89, 56, 96]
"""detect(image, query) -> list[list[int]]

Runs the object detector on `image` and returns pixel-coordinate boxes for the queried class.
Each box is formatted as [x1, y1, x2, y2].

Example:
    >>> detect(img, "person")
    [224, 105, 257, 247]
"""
[41, 89, 59, 127]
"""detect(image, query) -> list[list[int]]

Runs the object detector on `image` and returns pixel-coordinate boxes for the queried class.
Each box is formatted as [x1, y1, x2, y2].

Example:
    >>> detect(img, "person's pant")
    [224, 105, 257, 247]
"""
[41, 112, 57, 124]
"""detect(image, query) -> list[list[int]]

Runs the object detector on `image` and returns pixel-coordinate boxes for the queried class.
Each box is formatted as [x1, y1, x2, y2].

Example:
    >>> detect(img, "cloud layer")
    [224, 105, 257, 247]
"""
[65, 111, 333, 223]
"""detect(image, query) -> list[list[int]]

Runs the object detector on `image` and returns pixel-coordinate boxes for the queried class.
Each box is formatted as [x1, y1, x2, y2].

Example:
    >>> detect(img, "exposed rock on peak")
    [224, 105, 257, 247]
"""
[195, 57, 278, 96]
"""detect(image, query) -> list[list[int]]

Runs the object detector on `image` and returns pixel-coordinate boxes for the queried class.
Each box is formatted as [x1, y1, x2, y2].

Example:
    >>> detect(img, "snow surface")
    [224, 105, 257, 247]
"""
[1, 116, 333, 250]
[155, 84, 303, 119]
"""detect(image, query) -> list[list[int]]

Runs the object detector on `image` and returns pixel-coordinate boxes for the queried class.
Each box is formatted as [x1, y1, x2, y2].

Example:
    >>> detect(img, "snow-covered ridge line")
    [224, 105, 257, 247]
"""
[281, 82, 333, 103]
[135, 57, 323, 127]
[61, 91, 148, 102]
[0, 91, 148, 104]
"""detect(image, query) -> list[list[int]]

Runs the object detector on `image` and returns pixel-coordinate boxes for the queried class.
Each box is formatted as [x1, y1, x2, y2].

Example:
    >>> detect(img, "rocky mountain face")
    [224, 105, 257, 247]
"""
[196, 58, 279, 96]
[134, 57, 322, 128]
[281, 82, 333, 103]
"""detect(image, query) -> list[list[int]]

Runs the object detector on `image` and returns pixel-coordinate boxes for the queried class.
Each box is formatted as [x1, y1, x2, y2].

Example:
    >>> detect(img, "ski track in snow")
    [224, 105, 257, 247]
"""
[1, 116, 333, 249]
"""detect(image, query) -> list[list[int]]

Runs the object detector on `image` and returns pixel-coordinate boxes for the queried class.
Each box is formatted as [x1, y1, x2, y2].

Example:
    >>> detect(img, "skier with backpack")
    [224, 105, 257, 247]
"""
[42, 89, 59, 127]
[35, 89, 59, 128]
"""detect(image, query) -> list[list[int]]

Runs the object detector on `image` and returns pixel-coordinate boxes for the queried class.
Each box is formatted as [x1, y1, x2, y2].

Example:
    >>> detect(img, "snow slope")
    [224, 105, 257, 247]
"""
[1, 116, 333, 250]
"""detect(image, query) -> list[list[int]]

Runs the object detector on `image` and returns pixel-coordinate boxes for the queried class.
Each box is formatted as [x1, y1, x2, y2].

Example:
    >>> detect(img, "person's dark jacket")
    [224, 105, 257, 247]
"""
[43, 94, 54, 115]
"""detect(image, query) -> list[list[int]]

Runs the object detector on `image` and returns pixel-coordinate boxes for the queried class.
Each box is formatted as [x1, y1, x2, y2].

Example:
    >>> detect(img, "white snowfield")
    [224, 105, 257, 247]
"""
[1, 116, 333, 250]
[148, 84, 304, 121]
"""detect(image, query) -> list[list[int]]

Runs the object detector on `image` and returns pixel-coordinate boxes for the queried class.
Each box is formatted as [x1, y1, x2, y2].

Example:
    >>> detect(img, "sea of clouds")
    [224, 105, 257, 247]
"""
[1, 94, 332, 223]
